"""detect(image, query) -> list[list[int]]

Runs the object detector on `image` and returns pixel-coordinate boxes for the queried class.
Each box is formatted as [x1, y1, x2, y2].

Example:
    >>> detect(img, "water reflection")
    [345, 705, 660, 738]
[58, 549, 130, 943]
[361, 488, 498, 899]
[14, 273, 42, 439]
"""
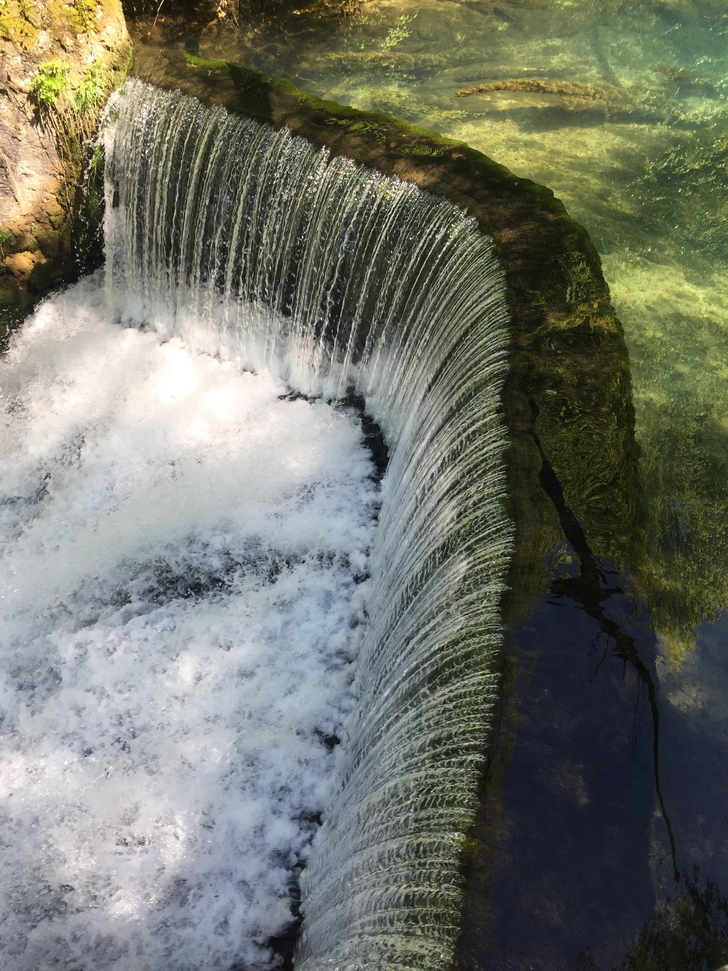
[457, 561, 728, 969]
[610, 867, 728, 971]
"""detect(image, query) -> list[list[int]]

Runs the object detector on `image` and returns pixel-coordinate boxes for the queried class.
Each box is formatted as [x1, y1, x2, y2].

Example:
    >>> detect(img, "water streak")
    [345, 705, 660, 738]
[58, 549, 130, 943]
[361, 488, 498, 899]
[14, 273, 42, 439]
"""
[104, 80, 513, 970]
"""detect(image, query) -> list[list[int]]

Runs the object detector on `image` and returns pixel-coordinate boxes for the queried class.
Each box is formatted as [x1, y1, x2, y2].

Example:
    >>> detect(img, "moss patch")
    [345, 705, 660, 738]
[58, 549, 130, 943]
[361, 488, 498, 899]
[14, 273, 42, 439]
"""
[0, 0, 40, 49]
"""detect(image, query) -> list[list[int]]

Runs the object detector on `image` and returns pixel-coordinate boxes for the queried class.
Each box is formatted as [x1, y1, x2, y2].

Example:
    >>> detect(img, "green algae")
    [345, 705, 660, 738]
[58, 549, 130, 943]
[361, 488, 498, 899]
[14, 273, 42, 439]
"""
[184, 51, 229, 71]
[394, 141, 444, 156]
[69, 0, 99, 32]
[0, 0, 39, 49]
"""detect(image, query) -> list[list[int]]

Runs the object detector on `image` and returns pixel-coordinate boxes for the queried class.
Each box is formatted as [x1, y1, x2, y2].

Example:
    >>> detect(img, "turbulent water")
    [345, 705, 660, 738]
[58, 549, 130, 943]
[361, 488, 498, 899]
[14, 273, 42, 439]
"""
[0, 278, 378, 970]
[1, 78, 511, 971]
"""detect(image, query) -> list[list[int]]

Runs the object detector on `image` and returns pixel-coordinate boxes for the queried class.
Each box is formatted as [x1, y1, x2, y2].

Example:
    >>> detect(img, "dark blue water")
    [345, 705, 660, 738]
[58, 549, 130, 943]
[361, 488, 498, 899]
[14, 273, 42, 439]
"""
[459, 572, 728, 970]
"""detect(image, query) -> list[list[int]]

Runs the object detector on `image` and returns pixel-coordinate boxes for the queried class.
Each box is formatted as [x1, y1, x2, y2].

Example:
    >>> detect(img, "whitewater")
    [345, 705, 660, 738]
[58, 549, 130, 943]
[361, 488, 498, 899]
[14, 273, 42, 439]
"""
[0, 275, 378, 970]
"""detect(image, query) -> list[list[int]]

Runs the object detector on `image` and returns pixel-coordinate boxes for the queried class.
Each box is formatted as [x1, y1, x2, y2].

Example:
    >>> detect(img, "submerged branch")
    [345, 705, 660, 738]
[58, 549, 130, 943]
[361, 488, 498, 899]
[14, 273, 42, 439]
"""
[528, 398, 680, 884]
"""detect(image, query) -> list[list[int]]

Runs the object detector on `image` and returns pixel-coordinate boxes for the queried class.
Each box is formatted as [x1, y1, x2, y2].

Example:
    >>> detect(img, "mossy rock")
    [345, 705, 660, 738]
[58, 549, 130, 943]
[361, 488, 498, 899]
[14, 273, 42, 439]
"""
[0, 0, 132, 336]
[0, 275, 35, 345]
[136, 52, 643, 613]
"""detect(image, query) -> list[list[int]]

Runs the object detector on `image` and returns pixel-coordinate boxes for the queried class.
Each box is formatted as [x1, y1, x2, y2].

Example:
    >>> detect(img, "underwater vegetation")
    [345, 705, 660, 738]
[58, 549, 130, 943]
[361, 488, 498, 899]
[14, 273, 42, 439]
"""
[652, 65, 717, 98]
[630, 320, 728, 661]
[628, 124, 728, 263]
[456, 78, 637, 111]
[610, 121, 728, 661]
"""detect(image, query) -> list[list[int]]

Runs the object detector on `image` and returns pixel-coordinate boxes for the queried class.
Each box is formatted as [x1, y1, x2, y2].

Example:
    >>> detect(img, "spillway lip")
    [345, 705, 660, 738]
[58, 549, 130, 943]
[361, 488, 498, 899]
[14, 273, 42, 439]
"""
[101, 78, 513, 971]
[57, 64, 638, 971]
[126, 53, 641, 602]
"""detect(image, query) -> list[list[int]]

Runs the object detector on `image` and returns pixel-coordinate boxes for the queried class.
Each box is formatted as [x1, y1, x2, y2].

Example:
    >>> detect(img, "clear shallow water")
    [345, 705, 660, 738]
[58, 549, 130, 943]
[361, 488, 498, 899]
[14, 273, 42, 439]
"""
[0, 275, 377, 970]
[127, 1, 728, 967]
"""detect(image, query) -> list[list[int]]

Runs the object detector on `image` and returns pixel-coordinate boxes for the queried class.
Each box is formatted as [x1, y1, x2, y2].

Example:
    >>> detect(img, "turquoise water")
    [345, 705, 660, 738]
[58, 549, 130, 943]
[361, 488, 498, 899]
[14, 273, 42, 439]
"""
[129, 1, 728, 966]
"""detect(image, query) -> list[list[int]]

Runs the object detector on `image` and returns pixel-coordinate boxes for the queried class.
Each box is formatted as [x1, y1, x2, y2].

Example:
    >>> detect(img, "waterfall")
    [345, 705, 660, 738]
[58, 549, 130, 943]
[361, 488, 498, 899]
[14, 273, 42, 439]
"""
[102, 79, 512, 969]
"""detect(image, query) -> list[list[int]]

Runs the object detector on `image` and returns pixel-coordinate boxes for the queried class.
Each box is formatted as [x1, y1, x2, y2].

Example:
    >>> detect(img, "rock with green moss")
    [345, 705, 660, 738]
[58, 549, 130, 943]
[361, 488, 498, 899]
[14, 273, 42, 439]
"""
[0, 0, 131, 342]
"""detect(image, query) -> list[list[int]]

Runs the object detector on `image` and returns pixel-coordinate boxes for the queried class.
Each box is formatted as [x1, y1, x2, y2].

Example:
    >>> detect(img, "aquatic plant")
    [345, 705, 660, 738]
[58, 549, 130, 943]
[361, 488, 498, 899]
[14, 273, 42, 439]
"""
[381, 13, 415, 49]
[0, 230, 16, 256]
[29, 58, 71, 108]
[652, 65, 718, 98]
[629, 125, 728, 261]
[456, 78, 636, 113]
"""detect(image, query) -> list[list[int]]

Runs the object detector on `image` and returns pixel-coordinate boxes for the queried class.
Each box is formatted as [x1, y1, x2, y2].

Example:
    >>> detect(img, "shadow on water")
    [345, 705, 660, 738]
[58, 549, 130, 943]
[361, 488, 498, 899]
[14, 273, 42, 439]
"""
[529, 399, 678, 885]
[458, 397, 728, 970]
[534, 429, 728, 970]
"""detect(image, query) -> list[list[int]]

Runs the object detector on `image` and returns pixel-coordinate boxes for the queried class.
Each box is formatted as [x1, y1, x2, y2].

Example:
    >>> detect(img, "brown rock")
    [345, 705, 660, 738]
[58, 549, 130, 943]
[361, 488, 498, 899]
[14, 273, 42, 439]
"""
[0, 0, 131, 338]
[5, 249, 42, 280]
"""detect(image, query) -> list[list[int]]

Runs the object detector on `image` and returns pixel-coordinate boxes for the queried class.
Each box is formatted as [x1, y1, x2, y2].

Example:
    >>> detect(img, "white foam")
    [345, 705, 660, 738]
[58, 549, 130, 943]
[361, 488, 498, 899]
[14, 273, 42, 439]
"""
[0, 275, 378, 970]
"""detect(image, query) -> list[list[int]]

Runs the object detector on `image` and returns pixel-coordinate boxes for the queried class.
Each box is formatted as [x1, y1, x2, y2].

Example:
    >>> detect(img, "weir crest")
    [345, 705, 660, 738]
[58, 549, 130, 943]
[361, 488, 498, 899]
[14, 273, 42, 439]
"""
[104, 78, 512, 969]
